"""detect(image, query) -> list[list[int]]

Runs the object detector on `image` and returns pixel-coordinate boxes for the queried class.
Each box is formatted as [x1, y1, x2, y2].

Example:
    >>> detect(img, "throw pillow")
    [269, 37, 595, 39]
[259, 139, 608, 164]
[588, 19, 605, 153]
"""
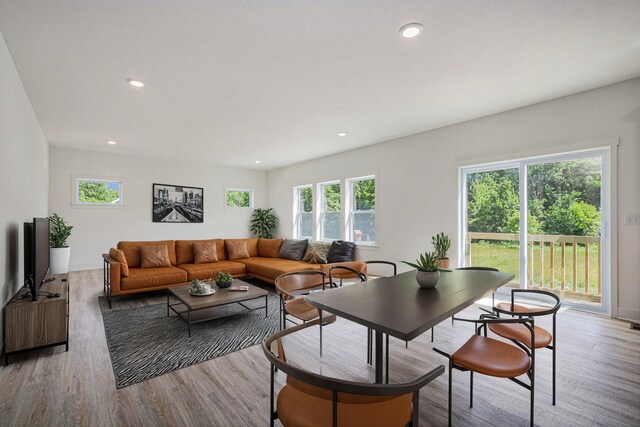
[258, 238, 284, 258]
[109, 247, 130, 277]
[193, 242, 218, 264]
[140, 245, 172, 268]
[278, 238, 309, 261]
[226, 239, 250, 260]
[327, 240, 357, 263]
[302, 241, 332, 264]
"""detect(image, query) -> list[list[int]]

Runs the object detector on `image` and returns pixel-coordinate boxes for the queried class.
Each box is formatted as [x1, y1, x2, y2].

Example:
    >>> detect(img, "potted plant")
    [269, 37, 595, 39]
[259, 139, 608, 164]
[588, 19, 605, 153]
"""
[431, 232, 452, 269]
[250, 208, 278, 238]
[215, 271, 234, 288]
[49, 213, 73, 274]
[401, 251, 451, 288]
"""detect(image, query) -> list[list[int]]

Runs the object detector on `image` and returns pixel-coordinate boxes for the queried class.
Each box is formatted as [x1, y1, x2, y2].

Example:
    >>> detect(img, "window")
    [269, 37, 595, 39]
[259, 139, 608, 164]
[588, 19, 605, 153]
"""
[347, 176, 376, 244]
[75, 178, 123, 206]
[319, 181, 341, 240]
[294, 185, 313, 239]
[226, 188, 254, 208]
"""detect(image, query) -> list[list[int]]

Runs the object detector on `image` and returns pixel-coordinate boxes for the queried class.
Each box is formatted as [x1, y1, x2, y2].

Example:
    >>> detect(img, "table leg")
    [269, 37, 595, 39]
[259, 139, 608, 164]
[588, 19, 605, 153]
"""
[319, 310, 323, 357]
[265, 294, 268, 318]
[375, 330, 383, 383]
[167, 290, 170, 317]
[188, 308, 191, 337]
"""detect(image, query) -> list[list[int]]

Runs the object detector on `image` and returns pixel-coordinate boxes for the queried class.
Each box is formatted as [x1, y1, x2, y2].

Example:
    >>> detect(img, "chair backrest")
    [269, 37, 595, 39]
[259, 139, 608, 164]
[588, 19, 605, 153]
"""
[501, 289, 562, 317]
[366, 260, 397, 276]
[328, 265, 367, 285]
[275, 270, 326, 296]
[456, 266, 499, 272]
[263, 318, 444, 399]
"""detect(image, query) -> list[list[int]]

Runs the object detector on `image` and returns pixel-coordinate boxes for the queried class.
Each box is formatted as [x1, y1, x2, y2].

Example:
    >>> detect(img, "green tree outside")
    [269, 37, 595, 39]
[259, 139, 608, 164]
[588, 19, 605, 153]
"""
[79, 181, 120, 203]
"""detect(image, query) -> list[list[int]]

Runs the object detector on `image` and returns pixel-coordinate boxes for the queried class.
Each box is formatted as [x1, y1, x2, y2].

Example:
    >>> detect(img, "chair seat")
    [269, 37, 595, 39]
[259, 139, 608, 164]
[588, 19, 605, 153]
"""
[489, 322, 552, 349]
[452, 335, 531, 378]
[497, 302, 546, 314]
[284, 298, 336, 324]
[277, 381, 413, 427]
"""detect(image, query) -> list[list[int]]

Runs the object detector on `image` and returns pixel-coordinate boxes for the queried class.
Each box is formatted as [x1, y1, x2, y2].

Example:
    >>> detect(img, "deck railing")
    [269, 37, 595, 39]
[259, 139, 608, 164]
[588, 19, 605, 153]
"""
[467, 232, 601, 303]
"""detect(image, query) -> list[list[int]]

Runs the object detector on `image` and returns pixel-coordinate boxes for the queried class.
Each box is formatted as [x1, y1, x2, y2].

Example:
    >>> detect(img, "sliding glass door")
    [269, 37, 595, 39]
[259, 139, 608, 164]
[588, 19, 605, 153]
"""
[460, 148, 610, 313]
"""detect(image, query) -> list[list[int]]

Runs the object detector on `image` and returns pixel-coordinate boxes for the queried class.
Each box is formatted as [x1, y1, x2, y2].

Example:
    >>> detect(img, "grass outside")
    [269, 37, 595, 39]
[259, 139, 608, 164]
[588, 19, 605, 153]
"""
[470, 240, 601, 295]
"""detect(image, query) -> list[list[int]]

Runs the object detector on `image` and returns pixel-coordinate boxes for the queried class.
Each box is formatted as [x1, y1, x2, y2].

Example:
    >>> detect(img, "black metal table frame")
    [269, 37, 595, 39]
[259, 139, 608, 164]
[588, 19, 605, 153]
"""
[167, 290, 268, 337]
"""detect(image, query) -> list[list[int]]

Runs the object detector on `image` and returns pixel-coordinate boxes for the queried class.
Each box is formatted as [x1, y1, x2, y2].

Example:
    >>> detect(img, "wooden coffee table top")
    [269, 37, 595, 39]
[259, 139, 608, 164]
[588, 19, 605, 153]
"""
[168, 279, 268, 310]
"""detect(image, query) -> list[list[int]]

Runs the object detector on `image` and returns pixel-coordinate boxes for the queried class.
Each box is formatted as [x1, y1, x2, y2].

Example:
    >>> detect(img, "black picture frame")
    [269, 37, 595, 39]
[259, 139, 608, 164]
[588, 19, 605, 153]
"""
[152, 183, 204, 223]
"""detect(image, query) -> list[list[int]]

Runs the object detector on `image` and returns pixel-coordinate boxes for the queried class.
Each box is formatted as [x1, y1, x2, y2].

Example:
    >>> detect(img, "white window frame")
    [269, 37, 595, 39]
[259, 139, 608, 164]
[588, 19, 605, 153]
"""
[225, 187, 254, 209]
[458, 147, 611, 315]
[293, 184, 313, 239]
[317, 180, 341, 242]
[346, 175, 376, 245]
[73, 176, 124, 207]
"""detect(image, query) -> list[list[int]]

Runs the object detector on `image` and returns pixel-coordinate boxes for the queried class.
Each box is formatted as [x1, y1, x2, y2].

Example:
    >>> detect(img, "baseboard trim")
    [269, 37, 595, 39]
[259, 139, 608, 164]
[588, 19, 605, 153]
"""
[617, 307, 640, 323]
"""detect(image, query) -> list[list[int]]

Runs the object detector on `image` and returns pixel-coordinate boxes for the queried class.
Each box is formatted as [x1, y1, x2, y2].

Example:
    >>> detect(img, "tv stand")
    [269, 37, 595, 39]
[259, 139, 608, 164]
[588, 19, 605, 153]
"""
[3, 274, 69, 365]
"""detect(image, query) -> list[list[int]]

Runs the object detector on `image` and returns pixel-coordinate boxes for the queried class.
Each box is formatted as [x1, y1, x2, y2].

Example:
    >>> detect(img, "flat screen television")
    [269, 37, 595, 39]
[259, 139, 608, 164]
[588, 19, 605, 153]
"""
[24, 217, 50, 301]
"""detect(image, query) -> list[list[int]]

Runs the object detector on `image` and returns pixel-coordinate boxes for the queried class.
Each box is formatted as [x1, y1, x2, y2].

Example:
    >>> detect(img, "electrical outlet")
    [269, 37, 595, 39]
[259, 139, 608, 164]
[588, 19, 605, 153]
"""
[625, 213, 640, 226]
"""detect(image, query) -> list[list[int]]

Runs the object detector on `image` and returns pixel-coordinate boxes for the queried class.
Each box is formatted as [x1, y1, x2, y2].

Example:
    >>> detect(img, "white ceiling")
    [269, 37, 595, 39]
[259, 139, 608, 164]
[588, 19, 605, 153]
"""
[1, 1, 639, 171]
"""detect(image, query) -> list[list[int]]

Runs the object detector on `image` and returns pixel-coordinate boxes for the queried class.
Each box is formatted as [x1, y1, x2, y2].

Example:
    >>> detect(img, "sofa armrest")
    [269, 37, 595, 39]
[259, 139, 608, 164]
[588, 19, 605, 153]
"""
[102, 254, 121, 293]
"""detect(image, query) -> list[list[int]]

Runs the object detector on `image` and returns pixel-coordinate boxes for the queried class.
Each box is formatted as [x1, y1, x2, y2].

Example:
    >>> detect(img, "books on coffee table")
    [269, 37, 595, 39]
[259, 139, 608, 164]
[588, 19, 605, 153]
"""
[228, 285, 249, 292]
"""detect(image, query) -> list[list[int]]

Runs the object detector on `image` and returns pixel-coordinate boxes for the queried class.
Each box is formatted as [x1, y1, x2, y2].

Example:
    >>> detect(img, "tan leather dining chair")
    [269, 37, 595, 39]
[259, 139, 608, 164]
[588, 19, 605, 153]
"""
[490, 289, 561, 405]
[275, 271, 336, 355]
[434, 315, 536, 427]
[263, 319, 445, 427]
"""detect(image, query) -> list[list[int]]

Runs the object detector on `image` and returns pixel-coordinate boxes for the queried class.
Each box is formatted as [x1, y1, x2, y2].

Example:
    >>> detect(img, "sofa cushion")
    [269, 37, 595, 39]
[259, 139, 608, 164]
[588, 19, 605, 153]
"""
[225, 238, 259, 258]
[121, 266, 187, 290]
[258, 238, 284, 258]
[327, 240, 356, 263]
[226, 239, 250, 260]
[194, 242, 218, 264]
[302, 241, 332, 264]
[278, 239, 309, 261]
[118, 240, 177, 268]
[140, 245, 172, 268]
[178, 261, 247, 281]
[238, 257, 320, 281]
[176, 239, 226, 264]
[109, 247, 129, 277]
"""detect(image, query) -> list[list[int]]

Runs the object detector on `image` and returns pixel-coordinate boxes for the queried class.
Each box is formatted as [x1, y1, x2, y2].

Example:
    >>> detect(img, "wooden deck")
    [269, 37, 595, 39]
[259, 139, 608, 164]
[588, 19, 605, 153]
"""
[1, 269, 638, 426]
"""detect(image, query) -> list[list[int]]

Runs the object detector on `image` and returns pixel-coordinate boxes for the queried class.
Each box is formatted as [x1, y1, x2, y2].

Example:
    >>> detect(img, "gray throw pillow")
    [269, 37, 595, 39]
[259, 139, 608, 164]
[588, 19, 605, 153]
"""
[278, 238, 309, 261]
[302, 241, 332, 264]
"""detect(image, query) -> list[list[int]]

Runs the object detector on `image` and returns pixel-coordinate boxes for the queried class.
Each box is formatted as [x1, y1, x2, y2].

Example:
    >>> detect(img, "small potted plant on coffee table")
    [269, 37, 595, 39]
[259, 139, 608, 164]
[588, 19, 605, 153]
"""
[402, 251, 451, 288]
[431, 232, 452, 269]
[215, 272, 234, 288]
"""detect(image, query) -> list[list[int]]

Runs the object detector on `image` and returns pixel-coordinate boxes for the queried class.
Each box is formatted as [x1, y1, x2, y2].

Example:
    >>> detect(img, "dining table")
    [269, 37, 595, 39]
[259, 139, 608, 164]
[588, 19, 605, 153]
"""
[305, 269, 514, 383]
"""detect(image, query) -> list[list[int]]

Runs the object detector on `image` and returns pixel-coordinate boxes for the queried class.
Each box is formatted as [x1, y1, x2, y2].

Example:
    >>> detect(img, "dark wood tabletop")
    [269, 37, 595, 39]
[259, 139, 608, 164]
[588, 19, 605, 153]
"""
[305, 269, 514, 341]
[168, 279, 268, 310]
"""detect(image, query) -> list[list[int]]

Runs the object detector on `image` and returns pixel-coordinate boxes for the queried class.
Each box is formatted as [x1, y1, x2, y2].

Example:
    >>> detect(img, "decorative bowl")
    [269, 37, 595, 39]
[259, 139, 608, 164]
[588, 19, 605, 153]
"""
[216, 281, 233, 289]
[416, 271, 440, 288]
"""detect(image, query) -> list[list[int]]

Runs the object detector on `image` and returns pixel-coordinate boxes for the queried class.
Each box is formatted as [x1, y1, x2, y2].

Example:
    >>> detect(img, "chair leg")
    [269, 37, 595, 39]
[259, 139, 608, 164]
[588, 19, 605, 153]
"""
[270, 364, 275, 427]
[431, 327, 434, 343]
[552, 316, 557, 406]
[469, 371, 473, 408]
[319, 310, 323, 357]
[385, 333, 389, 384]
[448, 360, 453, 427]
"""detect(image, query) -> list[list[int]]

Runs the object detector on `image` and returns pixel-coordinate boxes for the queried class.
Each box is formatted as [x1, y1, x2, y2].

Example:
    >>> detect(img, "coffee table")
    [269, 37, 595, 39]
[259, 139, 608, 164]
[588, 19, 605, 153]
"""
[167, 280, 269, 337]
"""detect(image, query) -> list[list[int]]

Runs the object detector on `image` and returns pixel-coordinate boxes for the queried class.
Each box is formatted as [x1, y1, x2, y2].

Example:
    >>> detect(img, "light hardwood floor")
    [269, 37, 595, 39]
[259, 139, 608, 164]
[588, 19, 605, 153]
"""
[1, 269, 639, 426]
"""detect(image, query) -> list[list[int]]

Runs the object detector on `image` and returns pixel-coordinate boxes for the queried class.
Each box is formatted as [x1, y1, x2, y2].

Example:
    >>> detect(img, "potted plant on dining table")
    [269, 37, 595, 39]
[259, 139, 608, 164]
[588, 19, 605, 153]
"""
[402, 251, 451, 288]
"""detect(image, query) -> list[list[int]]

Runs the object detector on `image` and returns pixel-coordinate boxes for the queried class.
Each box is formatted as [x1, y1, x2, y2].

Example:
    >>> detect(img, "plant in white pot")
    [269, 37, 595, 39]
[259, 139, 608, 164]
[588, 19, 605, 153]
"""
[401, 251, 451, 288]
[49, 213, 73, 275]
[431, 232, 452, 269]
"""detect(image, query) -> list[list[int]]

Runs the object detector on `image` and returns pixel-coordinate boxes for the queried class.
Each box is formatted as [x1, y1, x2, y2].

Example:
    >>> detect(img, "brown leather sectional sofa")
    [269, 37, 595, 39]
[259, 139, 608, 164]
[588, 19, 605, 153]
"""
[102, 238, 365, 307]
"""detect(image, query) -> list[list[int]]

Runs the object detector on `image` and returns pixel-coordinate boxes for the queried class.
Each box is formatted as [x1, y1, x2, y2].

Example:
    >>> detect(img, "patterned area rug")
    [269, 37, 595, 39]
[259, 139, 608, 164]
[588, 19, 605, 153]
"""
[99, 293, 280, 388]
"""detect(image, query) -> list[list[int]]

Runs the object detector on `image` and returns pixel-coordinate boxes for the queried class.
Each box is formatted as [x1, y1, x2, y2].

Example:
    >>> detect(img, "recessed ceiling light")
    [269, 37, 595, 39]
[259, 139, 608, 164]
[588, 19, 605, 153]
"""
[399, 23, 423, 38]
[127, 78, 144, 88]
[337, 132, 347, 137]
[254, 160, 261, 164]
[106, 140, 117, 145]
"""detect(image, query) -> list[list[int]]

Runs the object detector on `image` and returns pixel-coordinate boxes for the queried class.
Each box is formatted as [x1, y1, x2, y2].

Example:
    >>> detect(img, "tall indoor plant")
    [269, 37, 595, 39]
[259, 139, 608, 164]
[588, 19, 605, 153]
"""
[431, 232, 452, 269]
[250, 208, 278, 238]
[49, 213, 73, 274]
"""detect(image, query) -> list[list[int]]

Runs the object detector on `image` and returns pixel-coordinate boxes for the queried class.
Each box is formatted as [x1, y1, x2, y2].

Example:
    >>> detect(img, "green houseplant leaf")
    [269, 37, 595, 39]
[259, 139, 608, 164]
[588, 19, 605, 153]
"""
[250, 208, 278, 238]
[49, 213, 73, 248]
[431, 232, 452, 260]
[401, 250, 451, 273]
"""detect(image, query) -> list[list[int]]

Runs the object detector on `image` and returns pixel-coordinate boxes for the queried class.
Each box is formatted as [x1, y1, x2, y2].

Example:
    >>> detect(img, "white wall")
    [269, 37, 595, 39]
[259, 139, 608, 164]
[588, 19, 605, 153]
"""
[268, 78, 640, 322]
[49, 147, 268, 270]
[0, 31, 49, 336]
